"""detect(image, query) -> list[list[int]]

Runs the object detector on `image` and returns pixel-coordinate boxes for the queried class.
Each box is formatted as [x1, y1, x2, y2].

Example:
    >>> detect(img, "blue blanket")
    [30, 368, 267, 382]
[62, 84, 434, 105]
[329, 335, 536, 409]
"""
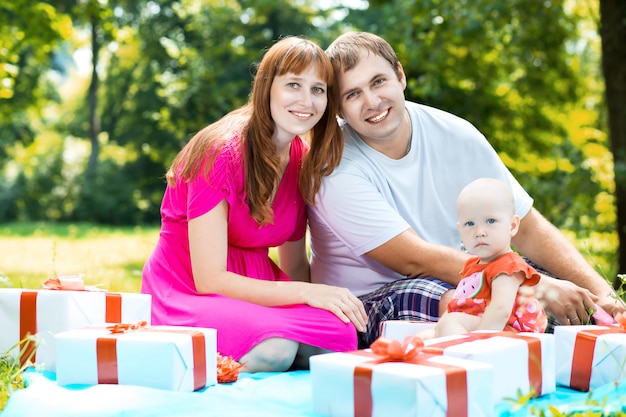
[3, 370, 626, 416]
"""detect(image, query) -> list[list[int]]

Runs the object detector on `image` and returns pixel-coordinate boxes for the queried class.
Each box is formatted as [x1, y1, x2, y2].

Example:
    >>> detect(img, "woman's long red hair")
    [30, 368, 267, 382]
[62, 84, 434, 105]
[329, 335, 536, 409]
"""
[166, 36, 343, 225]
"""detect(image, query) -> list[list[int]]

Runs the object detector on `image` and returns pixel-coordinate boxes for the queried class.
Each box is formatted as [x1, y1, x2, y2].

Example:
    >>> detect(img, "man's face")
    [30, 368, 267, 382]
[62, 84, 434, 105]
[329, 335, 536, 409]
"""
[336, 51, 407, 147]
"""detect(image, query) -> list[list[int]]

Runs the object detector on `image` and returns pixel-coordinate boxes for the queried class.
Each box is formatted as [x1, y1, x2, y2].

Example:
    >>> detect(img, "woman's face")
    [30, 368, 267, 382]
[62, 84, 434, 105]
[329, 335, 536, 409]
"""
[269, 66, 328, 148]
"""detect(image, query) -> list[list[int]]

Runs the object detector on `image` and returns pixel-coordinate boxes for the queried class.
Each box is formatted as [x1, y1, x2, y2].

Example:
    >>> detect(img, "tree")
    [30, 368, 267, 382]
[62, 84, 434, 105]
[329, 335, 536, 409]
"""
[48, 0, 149, 221]
[344, 0, 612, 270]
[0, 1, 71, 160]
[599, 0, 626, 279]
[0, 2, 73, 221]
[88, 0, 336, 222]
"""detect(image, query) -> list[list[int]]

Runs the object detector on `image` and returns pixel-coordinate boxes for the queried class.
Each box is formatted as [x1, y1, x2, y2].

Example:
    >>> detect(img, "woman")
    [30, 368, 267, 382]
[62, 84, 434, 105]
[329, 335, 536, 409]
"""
[141, 36, 367, 372]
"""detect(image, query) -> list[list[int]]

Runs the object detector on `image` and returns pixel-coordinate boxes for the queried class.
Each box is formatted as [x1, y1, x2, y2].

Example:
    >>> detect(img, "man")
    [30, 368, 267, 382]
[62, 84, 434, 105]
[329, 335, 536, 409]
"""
[307, 31, 624, 347]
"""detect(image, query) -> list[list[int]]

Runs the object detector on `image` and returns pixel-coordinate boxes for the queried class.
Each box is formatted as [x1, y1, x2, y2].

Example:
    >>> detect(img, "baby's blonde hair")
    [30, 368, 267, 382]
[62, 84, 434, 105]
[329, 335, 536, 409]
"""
[457, 177, 515, 217]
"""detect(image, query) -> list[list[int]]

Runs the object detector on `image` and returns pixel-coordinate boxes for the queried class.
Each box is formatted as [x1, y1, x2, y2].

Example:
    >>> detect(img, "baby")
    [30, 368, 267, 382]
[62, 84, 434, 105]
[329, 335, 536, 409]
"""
[434, 177, 548, 337]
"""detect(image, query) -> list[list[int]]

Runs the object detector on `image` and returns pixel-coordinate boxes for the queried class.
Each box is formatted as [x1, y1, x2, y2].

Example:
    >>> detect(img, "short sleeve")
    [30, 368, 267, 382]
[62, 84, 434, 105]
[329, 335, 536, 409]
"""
[485, 252, 540, 286]
[186, 143, 240, 221]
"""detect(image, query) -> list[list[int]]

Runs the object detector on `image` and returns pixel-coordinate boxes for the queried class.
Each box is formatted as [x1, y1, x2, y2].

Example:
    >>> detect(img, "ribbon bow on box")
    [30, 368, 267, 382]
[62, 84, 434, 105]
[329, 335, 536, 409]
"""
[107, 321, 148, 334]
[369, 335, 443, 360]
[42, 274, 105, 292]
[354, 336, 467, 417]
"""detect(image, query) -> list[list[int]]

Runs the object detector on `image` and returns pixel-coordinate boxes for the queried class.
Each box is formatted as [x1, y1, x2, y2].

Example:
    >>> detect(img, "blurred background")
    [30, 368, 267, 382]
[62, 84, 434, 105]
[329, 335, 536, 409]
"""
[1, 0, 625, 285]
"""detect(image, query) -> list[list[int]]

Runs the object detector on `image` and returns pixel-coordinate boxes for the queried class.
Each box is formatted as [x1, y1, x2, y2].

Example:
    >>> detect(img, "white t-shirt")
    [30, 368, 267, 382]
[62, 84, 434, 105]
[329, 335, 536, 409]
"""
[307, 101, 533, 296]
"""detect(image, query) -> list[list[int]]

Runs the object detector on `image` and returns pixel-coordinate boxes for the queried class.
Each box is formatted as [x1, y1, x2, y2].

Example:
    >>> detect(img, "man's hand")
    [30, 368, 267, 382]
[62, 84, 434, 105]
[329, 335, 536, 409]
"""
[595, 292, 626, 319]
[535, 275, 598, 325]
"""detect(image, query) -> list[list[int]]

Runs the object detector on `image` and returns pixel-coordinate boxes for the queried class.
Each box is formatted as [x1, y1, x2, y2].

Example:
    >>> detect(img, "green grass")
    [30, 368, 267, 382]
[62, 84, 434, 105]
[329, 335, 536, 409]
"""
[0, 222, 158, 411]
[0, 222, 159, 293]
[0, 336, 37, 412]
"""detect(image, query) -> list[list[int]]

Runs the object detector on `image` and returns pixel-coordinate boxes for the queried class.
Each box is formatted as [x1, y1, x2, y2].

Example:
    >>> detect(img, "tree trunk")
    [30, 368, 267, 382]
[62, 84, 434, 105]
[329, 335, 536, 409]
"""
[86, 16, 101, 185]
[599, 0, 626, 285]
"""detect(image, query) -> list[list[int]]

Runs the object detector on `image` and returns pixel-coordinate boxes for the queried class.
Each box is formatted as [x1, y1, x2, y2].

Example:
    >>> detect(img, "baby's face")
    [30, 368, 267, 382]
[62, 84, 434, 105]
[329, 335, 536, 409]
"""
[457, 203, 516, 263]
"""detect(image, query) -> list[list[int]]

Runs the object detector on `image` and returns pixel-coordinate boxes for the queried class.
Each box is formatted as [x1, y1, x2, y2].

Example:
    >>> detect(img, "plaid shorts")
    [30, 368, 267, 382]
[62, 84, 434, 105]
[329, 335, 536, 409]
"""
[357, 277, 454, 348]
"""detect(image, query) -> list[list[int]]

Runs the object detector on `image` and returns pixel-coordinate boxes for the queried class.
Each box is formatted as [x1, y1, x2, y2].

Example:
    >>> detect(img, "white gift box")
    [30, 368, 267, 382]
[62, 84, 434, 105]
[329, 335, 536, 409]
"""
[379, 321, 555, 404]
[0, 288, 151, 371]
[378, 321, 555, 403]
[55, 325, 217, 392]
[424, 331, 556, 405]
[554, 324, 626, 391]
[310, 349, 494, 417]
[379, 320, 436, 341]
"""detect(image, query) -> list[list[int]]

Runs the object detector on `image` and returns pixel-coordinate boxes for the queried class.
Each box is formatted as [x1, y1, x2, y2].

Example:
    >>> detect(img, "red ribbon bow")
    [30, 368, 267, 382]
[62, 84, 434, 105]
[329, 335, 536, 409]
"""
[42, 275, 105, 292]
[107, 320, 148, 334]
[354, 336, 467, 417]
[370, 335, 424, 360]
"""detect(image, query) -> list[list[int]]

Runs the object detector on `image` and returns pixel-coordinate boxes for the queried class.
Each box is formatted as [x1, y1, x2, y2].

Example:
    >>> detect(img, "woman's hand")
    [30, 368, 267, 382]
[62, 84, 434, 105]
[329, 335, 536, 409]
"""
[535, 275, 598, 325]
[303, 284, 368, 332]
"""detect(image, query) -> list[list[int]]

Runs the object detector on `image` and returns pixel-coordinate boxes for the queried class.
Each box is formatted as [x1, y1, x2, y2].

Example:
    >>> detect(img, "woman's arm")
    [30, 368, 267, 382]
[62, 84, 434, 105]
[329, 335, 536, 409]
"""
[189, 199, 306, 304]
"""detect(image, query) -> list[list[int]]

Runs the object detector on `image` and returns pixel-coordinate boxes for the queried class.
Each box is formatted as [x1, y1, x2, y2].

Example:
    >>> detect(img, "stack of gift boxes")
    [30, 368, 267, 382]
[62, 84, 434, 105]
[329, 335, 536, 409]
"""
[2, 280, 625, 410]
[0, 277, 217, 392]
[310, 319, 626, 417]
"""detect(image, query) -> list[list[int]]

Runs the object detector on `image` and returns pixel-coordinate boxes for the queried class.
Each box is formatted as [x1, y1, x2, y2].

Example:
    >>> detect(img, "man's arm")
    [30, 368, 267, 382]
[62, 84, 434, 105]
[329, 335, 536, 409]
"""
[512, 208, 625, 322]
[366, 228, 469, 286]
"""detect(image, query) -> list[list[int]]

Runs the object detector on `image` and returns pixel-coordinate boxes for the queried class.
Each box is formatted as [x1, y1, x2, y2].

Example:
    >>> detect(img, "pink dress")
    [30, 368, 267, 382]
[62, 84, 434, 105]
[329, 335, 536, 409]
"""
[141, 135, 357, 360]
[447, 252, 548, 333]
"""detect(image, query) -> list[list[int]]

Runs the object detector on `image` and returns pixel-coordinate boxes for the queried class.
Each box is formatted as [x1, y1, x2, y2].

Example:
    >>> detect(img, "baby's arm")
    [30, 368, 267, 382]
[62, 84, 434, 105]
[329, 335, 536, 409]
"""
[434, 311, 481, 337]
[476, 271, 525, 330]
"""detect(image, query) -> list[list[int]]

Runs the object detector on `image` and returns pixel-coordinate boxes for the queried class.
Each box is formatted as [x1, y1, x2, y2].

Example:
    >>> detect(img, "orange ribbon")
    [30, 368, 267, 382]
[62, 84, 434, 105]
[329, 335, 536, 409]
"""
[42, 276, 86, 291]
[107, 320, 148, 333]
[95, 324, 208, 391]
[353, 336, 469, 417]
[18, 289, 123, 367]
[105, 293, 122, 323]
[570, 324, 625, 391]
[42, 276, 113, 295]
[19, 291, 38, 367]
[426, 331, 543, 396]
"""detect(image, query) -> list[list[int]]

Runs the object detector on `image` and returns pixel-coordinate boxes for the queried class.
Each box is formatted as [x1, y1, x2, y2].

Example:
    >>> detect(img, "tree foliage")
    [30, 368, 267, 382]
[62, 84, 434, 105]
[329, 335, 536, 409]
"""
[75, 0, 336, 222]
[0, 0, 623, 274]
[342, 0, 618, 272]
[0, 1, 72, 158]
[347, 0, 599, 229]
